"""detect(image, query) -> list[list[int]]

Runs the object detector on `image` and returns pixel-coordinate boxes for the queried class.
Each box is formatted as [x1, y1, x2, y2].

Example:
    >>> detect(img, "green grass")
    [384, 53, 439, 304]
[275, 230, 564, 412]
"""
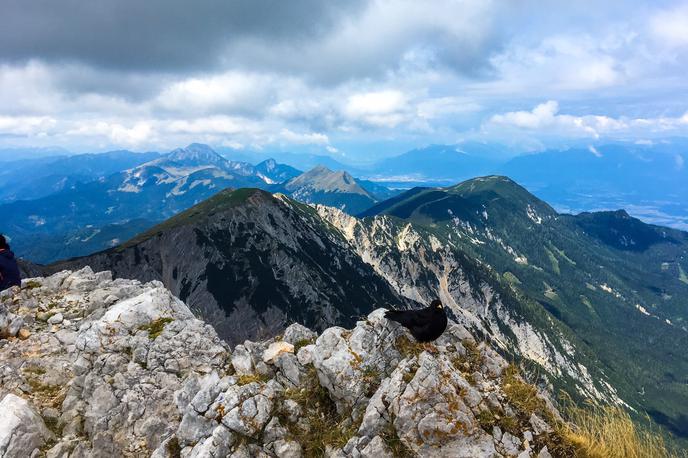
[293, 337, 315, 353]
[503, 271, 522, 285]
[236, 373, 271, 386]
[22, 280, 41, 290]
[544, 247, 561, 275]
[22, 365, 47, 376]
[549, 243, 577, 266]
[394, 335, 425, 358]
[450, 339, 483, 380]
[120, 188, 270, 249]
[380, 415, 415, 457]
[277, 365, 360, 457]
[138, 317, 174, 339]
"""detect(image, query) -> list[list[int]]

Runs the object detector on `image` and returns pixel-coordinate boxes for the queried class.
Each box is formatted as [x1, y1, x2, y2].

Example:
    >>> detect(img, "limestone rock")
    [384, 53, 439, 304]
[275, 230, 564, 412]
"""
[263, 341, 295, 364]
[47, 312, 63, 325]
[232, 344, 254, 375]
[282, 323, 317, 346]
[0, 270, 563, 458]
[0, 394, 53, 457]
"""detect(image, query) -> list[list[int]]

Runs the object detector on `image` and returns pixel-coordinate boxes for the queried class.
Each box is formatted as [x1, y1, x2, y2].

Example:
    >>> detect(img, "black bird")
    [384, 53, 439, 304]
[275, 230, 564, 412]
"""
[385, 299, 448, 342]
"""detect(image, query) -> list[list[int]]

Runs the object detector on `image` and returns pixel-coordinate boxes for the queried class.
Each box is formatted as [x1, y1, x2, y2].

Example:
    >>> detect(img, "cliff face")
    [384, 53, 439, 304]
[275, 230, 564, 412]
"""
[316, 206, 621, 406]
[1, 269, 563, 458]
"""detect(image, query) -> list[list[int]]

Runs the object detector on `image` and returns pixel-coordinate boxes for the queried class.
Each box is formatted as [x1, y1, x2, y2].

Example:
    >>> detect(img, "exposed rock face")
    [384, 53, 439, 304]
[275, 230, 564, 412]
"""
[0, 268, 229, 457]
[0, 393, 53, 457]
[0, 294, 25, 339]
[316, 205, 621, 405]
[1, 268, 563, 457]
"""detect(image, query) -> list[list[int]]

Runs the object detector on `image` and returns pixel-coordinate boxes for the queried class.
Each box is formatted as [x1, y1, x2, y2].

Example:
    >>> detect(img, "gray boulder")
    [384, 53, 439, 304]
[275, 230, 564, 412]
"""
[0, 394, 53, 457]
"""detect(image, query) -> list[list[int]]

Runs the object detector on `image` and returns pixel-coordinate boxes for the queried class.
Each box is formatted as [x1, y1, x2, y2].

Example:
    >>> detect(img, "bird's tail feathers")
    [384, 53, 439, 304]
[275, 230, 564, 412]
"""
[385, 309, 403, 322]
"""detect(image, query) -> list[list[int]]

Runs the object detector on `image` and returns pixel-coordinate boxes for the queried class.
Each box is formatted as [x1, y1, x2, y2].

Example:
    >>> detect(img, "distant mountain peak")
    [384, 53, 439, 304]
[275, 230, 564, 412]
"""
[450, 175, 549, 204]
[166, 143, 226, 165]
[255, 159, 301, 184]
[360, 175, 556, 222]
[260, 158, 278, 170]
[285, 165, 372, 197]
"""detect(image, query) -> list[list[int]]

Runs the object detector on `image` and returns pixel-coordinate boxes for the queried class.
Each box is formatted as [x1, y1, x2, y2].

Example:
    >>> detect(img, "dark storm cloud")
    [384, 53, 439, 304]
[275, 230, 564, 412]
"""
[0, 0, 366, 72]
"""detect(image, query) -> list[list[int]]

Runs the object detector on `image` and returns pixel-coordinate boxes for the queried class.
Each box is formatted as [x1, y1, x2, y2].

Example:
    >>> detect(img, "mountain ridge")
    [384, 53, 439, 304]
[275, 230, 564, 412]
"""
[48, 188, 414, 344]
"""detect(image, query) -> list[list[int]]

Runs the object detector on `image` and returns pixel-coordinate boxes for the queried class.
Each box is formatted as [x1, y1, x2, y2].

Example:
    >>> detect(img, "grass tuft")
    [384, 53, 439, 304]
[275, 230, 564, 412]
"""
[138, 317, 174, 339]
[502, 364, 547, 417]
[165, 436, 182, 458]
[562, 403, 687, 458]
[22, 280, 41, 290]
[380, 414, 416, 457]
[293, 337, 315, 352]
[450, 339, 483, 379]
[22, 365, 47, 376]
[277, 365, 360, 457]
[361, 366, 382, 397]
[236, 373, 271, 386]
[498, 365, 685, 457]
[395, 335, 424, 358]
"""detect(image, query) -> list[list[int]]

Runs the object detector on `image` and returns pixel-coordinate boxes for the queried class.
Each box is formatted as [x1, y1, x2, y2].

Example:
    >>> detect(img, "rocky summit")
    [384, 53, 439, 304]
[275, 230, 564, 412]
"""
[0, 268, 564, 458]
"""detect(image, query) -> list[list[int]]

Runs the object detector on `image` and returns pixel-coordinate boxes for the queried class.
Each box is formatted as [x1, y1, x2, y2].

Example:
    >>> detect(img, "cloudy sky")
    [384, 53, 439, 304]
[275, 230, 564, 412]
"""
[1, 0, 688, 160]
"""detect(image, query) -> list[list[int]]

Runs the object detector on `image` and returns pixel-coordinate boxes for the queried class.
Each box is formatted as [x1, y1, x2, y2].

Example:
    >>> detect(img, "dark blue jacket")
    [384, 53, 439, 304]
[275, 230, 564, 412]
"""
[0, 249, 21, 291]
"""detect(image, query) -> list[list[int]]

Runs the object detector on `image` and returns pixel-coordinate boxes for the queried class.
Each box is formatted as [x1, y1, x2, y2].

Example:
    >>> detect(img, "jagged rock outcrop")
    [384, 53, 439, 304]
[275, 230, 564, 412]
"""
[0, 268, 230, 457]
[0, 268, 565, 457]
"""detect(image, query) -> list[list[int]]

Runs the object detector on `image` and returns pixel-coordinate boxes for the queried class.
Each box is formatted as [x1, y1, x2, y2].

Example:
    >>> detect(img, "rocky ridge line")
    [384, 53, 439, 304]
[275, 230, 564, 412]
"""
[1, 268, 563, 457]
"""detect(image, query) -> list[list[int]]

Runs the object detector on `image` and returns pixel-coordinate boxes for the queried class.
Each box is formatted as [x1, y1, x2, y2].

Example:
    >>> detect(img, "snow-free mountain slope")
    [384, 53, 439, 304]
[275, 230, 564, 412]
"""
[368, 143, 497, 182]
[49, 188, 413, 344]
[278, 165, 381, 214]
[360, 175, 688, 438]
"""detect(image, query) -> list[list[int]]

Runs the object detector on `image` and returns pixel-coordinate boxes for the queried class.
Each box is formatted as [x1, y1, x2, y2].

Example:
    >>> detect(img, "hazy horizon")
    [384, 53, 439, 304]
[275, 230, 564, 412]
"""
[1, 1, 687, 161]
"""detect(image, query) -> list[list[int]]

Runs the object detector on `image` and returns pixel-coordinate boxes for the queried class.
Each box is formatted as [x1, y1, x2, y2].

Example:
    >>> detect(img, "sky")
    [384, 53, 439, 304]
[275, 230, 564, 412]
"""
[1, 0, 688, 161]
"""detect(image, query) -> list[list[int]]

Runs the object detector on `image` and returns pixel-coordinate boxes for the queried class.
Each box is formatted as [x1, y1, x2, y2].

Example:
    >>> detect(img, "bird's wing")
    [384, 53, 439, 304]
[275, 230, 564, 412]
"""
[386, 309, 425, 327]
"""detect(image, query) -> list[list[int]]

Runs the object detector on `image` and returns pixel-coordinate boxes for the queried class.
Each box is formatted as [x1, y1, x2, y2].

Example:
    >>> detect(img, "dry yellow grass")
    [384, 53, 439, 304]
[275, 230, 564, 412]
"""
[499, 365, 685, 458]
[561, 403, 686, 458]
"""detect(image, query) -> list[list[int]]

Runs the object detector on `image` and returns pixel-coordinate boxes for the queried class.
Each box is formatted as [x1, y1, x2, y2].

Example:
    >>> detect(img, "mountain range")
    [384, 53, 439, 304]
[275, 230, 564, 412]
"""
[358, 176, 688, 438]
[498, 142, 688, 230]
[3, 138, 687, 263]
[0, 150, 161, 201]
[1, 144, 398, 263]
[36, 175, 688, 442]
